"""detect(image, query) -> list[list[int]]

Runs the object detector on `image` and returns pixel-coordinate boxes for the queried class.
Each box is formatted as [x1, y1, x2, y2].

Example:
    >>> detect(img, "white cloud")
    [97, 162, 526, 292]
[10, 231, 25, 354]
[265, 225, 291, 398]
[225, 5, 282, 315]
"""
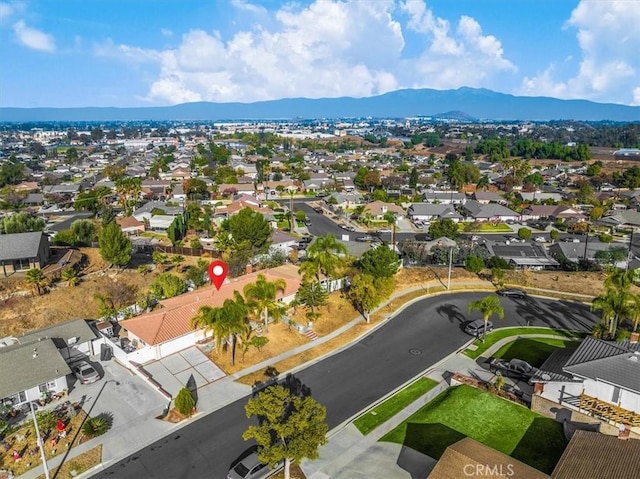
[0, 2, 14, 20]
[161, 28, 173, 37]
[99, 0, 516, 105]
[94, 38, 161, 63]
[13, 20, 55, 52]
[519, 0, 640, 105]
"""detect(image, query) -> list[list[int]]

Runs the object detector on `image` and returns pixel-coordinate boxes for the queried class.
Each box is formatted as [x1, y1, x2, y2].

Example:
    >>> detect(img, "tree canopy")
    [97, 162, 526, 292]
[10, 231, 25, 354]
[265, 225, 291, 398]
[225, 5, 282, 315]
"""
[98, 221, 131, 269]
[243, 383, 328, 479]
[358, 246, 400, 278]
[428, 218, 459, 240]
[226, 207, 272, 255]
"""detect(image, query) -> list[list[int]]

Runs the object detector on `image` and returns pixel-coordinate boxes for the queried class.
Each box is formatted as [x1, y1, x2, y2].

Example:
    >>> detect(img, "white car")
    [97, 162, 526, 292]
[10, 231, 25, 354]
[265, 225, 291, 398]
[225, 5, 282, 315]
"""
[535, 236, 546, 243]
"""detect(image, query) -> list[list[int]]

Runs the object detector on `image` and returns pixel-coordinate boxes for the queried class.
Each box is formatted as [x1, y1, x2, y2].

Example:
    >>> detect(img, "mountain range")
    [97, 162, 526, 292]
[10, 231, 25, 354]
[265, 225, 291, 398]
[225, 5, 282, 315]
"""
[1, 87, 639, 122]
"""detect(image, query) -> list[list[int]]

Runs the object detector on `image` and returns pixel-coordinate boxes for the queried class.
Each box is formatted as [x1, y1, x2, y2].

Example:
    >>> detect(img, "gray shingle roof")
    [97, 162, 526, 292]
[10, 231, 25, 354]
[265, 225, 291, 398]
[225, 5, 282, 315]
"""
[563, 336, 640, 393]
[0, 339, 71, 399]
[0, 232, 46, 261]
[463, 200, 519, 219]
[532, 347, 582, 383]
[18, 319, 97, 349]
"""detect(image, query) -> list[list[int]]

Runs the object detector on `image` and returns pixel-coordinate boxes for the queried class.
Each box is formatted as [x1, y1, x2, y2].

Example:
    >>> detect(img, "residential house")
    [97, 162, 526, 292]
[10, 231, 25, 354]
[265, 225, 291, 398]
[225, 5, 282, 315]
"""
[269, 230, 299, 256]
[116, 216, 146, 236]
[427, 437, 550, 479]
[132, 201, 184, 222]
[325, 192, 364, 210]
[552, 430, 640, 479]
[462, 200, 520, 223]
[521, 205, 587, 223]
[43, 184, 81, 196]
[407, 203, 462, 223]
[484, 240, 559, 270]
[473, 191, 505, 204]
[599, 210, 640, 232]
[0, 319, 98, 408]
[217, 183, 256, 197]
[119, 265, 302, 361]
[422, 190, 466, 205]
[532, 336, 640, 433]
[519, 192, 564, 203]
[0, 231, 50, 276]
[141, 179, 171, 199]
[362, 201, 405, 221]
[548, 241, 616, 265]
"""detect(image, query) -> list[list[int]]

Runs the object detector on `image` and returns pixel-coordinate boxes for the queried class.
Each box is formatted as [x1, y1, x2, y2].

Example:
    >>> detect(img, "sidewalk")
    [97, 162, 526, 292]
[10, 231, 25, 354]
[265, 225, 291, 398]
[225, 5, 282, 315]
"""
[301, 333, 562, 479]
[16, 280, 529, 479]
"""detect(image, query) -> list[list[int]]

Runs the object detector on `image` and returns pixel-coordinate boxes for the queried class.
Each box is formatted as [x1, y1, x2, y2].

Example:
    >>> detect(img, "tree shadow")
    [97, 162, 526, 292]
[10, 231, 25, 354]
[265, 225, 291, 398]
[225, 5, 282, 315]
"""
[511, 417, 568, 475]
[400, 422, 466, 460]
[435, 304, 467, 324]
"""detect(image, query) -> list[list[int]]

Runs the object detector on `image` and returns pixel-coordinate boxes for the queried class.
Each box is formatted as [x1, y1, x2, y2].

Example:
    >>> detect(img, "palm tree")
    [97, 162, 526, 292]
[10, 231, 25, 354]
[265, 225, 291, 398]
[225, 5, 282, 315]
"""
[243, 274, 286, 334]
[152, 251, 167, 272]
[171, 255, 185, 271]
[604, 269, 635, 292]
[467, 296, 505, 342]
[592, 287, 632, 338]
[191, 291, 249, 366]
[61, 267, 78, 287]
[299, 234, 348, 287]
[25, 268, 49, 295]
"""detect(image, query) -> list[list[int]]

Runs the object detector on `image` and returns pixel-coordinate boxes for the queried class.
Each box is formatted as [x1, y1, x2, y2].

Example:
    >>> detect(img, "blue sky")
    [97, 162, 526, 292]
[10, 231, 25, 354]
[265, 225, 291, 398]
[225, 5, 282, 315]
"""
[1, 0, 639, 108]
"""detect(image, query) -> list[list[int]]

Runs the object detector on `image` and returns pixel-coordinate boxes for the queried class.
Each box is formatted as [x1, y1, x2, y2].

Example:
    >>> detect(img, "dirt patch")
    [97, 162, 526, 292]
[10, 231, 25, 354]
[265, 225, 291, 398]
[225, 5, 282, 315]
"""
[161, 408, 190, 423]
[502, 270, 607, 297]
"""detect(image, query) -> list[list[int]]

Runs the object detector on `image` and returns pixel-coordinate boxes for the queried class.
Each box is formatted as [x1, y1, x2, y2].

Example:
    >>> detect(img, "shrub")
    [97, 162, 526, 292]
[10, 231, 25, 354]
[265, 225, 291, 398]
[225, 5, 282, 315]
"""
[174, 387, 196, 417]
[517, 227, 532, 240]
[599, 233, 613, 243]
[464, 255, 485, 274]
[82, 416, 110, 438]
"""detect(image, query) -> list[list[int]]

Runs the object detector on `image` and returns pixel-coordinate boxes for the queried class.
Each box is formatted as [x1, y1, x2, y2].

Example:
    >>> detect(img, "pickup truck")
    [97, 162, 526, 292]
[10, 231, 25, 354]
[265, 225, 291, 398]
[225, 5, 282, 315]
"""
[488, 358, 540, 381]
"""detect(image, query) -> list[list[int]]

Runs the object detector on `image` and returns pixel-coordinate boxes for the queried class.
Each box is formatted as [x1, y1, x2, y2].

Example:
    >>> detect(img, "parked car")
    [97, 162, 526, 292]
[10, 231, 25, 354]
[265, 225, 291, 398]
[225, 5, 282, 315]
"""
[464, 319, 494, 337]
[72, 360, 101, 384]
[489, 358, 540, 381]
[299, 236, 313, 244]
[313, 207, 323, 214]
[534, 236, 546, 243]
[227, 452, 283, 479]
[497, 288, 527, 299]
[304, 218, 312, 226]
[562, 237, 580, 243]
[377, 228, 392, 233]
[339, 224, 356, 231]
[356, 235, 376, 242]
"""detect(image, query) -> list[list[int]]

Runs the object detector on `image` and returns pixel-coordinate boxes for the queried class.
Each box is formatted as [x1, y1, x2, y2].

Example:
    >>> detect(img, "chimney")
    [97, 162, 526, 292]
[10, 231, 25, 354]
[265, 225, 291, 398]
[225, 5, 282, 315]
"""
[246, 264, 253, 275]
[631, 332, 639, 344]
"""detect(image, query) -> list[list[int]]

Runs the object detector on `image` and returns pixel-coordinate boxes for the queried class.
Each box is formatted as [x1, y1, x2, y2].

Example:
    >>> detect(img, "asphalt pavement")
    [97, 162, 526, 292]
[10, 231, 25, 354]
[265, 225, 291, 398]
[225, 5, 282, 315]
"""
[17, 289, 599, 479]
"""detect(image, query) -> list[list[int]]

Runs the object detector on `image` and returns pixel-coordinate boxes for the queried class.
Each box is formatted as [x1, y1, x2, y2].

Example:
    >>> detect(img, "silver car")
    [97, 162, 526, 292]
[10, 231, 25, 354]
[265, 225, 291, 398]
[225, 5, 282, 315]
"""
[72, 360, 101, 384]
[228, 452, 283, 479]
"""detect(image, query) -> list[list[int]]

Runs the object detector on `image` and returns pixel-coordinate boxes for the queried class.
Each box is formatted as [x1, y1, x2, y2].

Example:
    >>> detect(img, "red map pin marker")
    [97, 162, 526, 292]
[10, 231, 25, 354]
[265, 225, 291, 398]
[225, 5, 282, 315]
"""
[208, 260, 228, 290]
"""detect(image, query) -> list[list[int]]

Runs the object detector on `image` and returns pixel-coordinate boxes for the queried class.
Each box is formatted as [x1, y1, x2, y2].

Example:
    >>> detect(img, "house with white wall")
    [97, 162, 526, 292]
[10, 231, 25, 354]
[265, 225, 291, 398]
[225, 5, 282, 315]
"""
[119, 265, 302, 362]
[532, 336, 640, 431]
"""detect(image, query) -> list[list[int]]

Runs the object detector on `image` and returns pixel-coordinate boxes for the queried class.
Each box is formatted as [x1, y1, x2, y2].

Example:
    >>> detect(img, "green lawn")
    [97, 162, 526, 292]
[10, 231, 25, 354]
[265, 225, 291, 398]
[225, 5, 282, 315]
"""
[460, 222, 513, 233]
[464, 327, 585, 360]
[493, 337, 582, 367]
[381, 385, 567, 474]
[353, 377, 438, 435]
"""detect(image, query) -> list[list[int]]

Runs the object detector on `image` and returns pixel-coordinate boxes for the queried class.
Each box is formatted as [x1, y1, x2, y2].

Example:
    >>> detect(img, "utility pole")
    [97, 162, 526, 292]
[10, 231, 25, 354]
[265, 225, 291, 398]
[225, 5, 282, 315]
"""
[447, 245, 454, 290]
[627, 230, 635, 271]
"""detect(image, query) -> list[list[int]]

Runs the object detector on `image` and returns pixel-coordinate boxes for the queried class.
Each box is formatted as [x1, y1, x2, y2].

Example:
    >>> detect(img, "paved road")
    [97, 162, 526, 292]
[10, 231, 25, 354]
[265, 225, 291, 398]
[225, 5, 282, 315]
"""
[94, 293, 599, 479]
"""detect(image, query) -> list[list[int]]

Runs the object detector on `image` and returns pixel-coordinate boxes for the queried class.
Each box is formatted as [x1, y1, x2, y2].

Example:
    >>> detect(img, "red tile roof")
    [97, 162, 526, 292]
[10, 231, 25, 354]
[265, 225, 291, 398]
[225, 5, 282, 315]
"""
[120, 265, 301, 346]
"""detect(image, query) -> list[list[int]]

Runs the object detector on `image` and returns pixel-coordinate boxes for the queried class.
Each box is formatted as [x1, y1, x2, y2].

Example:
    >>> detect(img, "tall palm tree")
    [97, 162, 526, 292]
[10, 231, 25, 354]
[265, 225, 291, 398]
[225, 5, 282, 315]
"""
[592, 287, 632, 337]
[191, 291, 249, 366]
[467, 296, 505, 342]
[299, 234, 348, 286]
[243, 274, 286, 334]
[604, 269, 635, 292]
[25, 268, 49, 295]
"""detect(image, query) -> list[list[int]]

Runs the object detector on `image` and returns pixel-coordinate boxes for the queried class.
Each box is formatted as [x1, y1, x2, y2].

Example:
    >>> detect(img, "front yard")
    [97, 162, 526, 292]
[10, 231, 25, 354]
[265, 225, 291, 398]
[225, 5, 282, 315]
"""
[492, 337, 582, 368]
[380, 385, 567, 474]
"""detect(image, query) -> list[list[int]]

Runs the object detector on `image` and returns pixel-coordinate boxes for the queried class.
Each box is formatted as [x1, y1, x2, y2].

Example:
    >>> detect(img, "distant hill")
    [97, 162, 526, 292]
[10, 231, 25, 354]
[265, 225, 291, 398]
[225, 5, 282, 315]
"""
[1, 87, 639, 122]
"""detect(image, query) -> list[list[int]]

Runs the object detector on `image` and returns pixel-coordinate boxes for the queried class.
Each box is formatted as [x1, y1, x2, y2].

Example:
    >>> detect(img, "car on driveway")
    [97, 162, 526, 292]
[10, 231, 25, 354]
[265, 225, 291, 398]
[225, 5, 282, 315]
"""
[489, 358, 539, 381]
[464, 319, 494, 337]
[72, 360, 101, 384]
[497, 288, 527, 298]
[227, 452, 283, 479]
